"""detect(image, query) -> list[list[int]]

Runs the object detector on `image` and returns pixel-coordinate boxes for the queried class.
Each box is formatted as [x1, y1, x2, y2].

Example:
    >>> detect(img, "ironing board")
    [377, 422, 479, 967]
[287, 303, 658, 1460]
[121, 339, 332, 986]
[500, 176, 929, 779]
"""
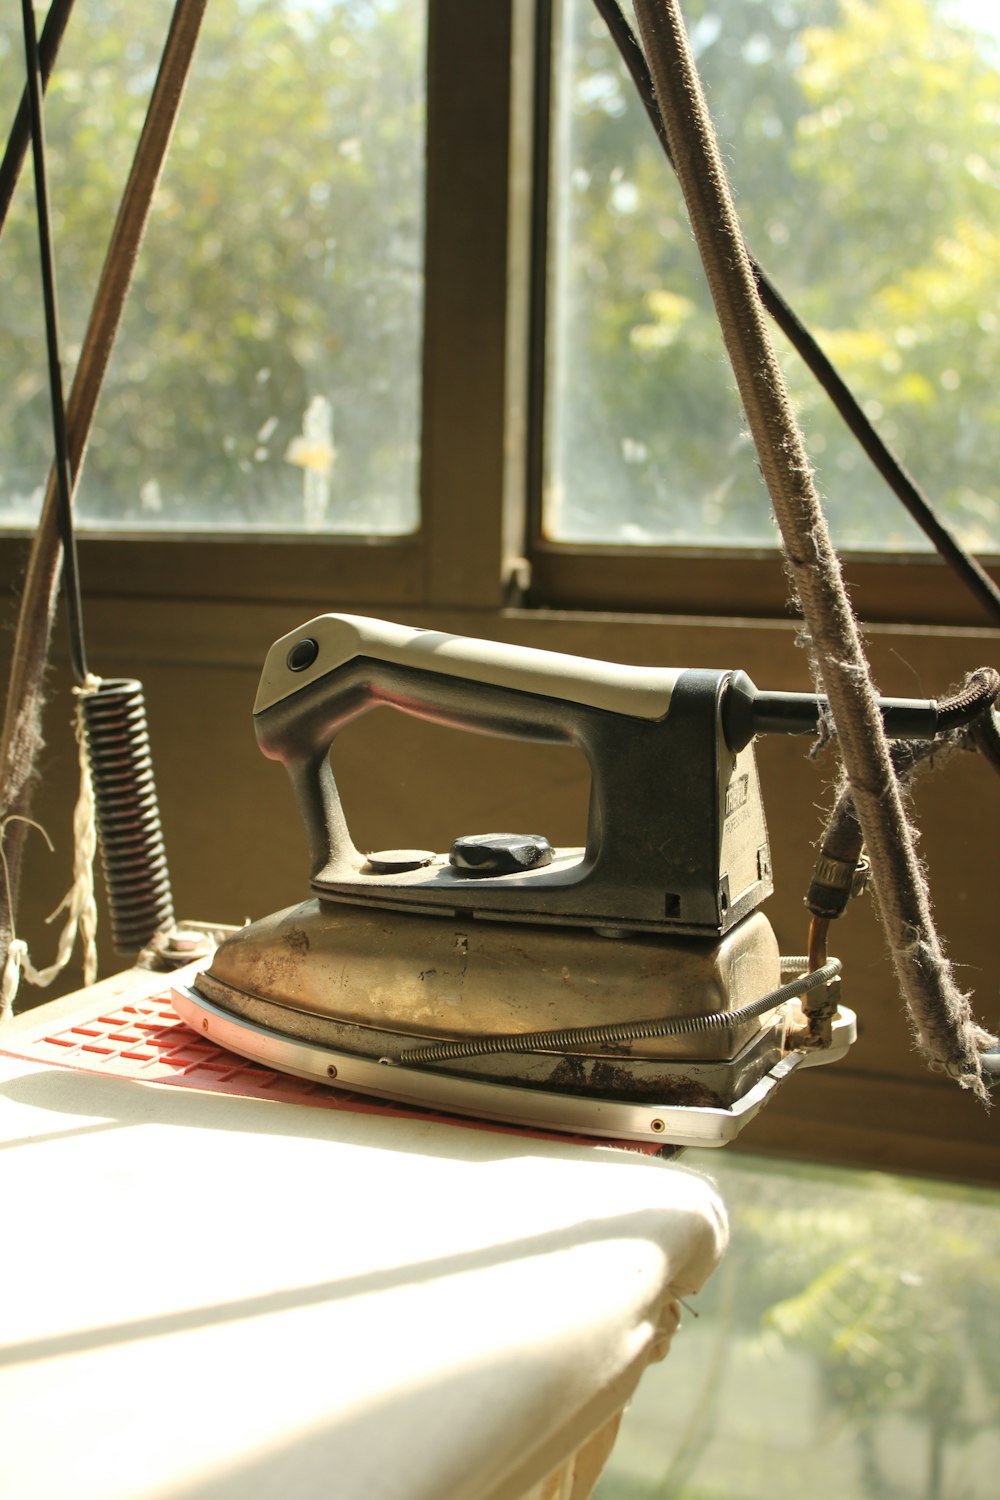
[0, 963, 728, 1500]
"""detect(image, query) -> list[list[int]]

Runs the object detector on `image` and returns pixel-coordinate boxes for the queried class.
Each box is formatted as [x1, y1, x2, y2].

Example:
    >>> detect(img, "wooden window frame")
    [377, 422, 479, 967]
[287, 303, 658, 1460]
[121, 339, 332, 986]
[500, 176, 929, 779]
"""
[3, 0, 995, 627]
[0, 0, 526, 617]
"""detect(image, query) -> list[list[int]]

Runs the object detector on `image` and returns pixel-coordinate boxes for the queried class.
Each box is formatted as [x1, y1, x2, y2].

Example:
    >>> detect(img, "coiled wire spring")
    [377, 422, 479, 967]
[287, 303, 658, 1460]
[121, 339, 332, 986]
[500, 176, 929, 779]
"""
[80, 679, 175, 954]
[398, 958, 842, 1065]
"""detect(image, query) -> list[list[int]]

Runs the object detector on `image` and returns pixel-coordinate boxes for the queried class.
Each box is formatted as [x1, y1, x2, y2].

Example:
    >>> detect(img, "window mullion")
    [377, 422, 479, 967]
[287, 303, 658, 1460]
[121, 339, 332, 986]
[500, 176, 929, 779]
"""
[419, 0, 531, 612]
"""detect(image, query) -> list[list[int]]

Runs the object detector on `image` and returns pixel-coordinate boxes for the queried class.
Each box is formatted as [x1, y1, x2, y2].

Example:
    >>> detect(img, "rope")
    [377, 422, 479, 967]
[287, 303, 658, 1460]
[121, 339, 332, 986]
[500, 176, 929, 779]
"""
[631, 0, 993, 1098]
[0, 680, 100, 1022]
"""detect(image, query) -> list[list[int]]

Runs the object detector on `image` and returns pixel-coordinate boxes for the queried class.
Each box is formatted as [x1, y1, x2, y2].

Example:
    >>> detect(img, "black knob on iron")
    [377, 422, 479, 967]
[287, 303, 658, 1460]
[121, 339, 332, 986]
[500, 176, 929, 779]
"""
[449, 833, 554, 877]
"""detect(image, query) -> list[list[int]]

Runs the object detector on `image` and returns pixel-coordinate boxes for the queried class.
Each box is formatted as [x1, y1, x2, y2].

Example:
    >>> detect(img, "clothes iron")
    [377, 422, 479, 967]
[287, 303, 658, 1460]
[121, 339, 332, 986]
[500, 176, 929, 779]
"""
[173, 613, 950, 1147]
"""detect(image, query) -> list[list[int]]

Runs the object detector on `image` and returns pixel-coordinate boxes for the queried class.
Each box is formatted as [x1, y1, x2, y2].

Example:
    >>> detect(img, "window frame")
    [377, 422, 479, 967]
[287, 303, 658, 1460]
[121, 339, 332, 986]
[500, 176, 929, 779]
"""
[0, 0, 528, 617]
[2, 0, 996, 625]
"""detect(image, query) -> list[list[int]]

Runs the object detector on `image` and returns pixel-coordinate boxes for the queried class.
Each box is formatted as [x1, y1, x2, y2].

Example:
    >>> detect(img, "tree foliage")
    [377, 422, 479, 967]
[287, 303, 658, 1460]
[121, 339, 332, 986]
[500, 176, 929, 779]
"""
[1, 1, 997, 553]
[551, 0, 1000, 551]
[0, 0, 425, 533]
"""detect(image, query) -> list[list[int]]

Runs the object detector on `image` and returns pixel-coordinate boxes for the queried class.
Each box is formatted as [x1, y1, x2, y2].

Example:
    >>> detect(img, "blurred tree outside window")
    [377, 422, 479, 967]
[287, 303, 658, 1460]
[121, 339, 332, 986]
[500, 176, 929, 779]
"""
[547, 0, 1000, 553]
[0, 0, 425, 536]
[594, 1151, 1000, 1500]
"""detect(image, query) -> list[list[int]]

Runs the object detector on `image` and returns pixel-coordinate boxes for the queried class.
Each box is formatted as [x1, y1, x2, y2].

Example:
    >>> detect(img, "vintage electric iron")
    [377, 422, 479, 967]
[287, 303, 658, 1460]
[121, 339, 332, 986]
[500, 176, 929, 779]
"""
[174, 613, 939, 1148]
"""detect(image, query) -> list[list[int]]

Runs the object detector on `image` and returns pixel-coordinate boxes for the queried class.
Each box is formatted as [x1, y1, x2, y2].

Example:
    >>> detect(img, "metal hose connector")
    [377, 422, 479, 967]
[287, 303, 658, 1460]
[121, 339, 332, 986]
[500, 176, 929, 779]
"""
[398, 959, 842, 1066]
[80, 678, 174, 953]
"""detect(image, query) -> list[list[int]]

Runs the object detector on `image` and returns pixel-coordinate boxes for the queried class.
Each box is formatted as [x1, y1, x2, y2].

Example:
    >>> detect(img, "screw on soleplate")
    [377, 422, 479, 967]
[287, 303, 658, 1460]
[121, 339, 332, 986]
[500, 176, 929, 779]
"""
[326, 1065, 338, 1079]
[650, 1118, 666, 1133]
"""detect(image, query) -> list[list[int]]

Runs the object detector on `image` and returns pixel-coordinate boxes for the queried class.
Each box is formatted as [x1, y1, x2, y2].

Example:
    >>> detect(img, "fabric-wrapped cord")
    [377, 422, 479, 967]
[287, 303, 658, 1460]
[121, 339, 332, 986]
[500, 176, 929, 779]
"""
[632, 0, 994, 1098]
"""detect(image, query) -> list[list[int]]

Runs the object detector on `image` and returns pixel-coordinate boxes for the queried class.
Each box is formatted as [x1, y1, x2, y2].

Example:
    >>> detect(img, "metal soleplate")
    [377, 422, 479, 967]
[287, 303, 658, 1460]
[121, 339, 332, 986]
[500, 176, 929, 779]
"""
[172, 984, 856, 1149]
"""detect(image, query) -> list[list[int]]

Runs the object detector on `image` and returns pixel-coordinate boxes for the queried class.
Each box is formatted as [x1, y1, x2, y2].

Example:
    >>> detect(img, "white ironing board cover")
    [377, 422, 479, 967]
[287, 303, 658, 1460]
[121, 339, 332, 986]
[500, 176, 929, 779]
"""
[0, 974, 727, 1500]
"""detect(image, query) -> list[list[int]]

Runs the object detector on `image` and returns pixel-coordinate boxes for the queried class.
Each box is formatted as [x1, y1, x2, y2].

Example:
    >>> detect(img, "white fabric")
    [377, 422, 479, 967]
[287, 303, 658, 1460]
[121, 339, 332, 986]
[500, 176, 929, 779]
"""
[0, 979, 727, 1500]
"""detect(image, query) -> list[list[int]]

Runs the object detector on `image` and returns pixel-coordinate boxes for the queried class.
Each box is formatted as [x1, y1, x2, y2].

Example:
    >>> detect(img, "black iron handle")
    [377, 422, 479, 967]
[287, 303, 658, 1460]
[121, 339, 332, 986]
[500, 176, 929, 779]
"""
[251, 614, 682, 883]
[722, 671, 939, 753]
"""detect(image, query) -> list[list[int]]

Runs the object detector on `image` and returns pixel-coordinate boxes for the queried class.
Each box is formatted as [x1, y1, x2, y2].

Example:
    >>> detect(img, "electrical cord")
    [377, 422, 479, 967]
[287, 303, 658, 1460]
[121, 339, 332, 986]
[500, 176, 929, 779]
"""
[806, 667, 1000, 928]
[20, 0, 88, 685]
[1, 2, 207, 964]
[632, 0, 994, 1097]
[0, 0, 75, 239]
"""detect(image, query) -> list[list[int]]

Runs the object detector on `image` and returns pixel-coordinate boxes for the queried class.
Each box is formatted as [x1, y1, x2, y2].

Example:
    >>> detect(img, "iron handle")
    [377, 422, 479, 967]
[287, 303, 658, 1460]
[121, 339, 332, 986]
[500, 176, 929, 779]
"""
[252, 614, 689, 886]
[253, 612, 681, 722]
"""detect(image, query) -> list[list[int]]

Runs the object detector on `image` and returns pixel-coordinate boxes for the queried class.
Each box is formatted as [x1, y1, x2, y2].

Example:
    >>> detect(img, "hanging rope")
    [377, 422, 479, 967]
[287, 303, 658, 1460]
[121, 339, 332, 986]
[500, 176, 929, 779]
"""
[631, 0, 993, 1098]
[0, 682, 100, 1022]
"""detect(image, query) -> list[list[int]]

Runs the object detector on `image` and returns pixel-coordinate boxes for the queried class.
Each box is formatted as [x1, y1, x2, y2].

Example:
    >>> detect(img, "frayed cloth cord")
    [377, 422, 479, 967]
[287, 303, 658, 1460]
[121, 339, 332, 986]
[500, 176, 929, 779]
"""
[811, 669, 1000, 907]
[0, 680, 100, 1022]
[632, 0, 992, 1098]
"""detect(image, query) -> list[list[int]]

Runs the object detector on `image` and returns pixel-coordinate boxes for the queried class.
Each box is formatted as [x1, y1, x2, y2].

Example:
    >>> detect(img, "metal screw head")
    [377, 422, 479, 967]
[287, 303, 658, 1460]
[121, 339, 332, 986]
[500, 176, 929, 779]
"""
[326, 1064, 338, 1079]
[650, 1118, 666, 1134]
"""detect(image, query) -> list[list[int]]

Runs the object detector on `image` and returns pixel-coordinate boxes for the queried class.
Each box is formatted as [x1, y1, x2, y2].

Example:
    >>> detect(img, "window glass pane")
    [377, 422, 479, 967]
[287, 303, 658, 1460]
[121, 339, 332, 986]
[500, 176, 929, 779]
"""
[0, 0, 425, 535]
[547, 0, 999, 552]
[595, 1150, 1000, 1500]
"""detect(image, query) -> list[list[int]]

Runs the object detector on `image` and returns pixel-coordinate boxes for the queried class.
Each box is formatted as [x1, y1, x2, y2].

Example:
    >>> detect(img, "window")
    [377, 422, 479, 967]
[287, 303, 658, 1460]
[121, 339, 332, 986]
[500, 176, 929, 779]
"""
[528, 0, 1000, 623]
[1, 0, 426, 538]
[0, 0, 522, 605]
[3, 1, 997, 619]
[595, 1150, 1000, 1500]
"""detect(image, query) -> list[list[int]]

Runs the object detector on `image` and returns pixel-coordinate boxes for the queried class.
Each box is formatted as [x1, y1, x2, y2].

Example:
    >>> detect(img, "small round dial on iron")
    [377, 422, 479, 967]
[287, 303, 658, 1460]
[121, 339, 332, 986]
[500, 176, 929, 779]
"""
[365, 849, 436, 874]
[449, 833, 554, 877]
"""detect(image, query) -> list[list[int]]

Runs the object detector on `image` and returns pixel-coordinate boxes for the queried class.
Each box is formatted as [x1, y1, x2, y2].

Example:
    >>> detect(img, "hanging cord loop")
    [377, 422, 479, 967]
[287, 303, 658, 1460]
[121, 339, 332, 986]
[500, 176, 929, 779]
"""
[807, 668, 1000, 927]
[804, 666, 1000, 1022]
[0, 680, 100, 1023]
[631, 0, 994, 1098]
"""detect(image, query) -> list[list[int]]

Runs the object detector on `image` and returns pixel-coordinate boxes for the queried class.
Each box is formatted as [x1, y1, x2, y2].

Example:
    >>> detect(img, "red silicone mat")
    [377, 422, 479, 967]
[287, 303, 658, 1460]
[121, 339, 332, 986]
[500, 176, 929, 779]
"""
[2, 988, 663, 1152]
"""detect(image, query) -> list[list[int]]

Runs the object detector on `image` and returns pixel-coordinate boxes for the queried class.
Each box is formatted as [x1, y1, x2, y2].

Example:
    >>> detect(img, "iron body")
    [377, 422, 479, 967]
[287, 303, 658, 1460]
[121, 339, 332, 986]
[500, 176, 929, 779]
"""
[182, 615, 858, 1145]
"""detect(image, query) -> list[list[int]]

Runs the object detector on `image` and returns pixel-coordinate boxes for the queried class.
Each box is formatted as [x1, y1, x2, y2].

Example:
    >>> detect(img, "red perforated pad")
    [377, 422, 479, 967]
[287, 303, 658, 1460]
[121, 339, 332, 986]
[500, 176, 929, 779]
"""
[7, 993, 359, 1103]
[1, 989, 662, 1153]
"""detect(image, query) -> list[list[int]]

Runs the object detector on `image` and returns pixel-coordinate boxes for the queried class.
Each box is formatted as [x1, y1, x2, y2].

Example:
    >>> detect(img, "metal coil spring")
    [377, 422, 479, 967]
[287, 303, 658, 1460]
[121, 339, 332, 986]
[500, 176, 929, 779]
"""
[80, 678, 175, 954]
[399, 959, 843, 1066]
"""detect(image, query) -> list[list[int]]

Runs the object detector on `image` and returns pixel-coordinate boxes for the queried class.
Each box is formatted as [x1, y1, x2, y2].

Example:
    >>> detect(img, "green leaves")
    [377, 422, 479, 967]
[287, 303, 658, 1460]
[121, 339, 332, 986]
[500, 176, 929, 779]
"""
[0, 0, 425, 533]
[549, 0, 1000, 552]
